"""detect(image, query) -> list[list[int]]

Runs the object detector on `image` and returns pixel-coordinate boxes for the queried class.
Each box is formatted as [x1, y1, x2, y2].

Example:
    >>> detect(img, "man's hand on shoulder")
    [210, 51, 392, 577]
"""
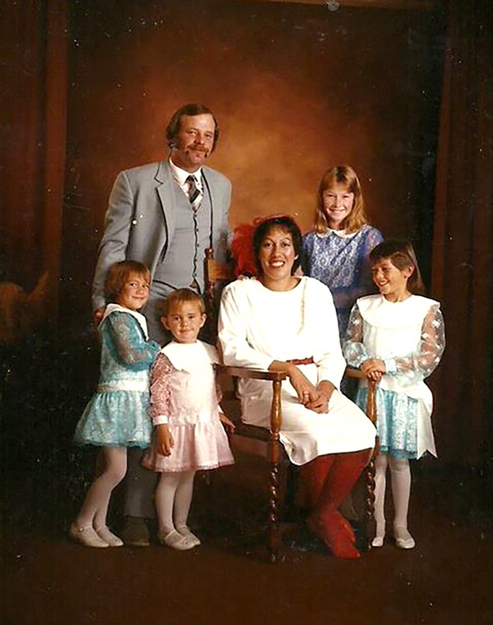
[93, 307, 105, 329]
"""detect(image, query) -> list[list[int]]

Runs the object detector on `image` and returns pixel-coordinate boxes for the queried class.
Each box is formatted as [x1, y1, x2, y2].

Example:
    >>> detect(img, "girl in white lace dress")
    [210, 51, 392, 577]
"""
[344, 241, 445, 550]
[142, 289, 234, 551]
[70, 261, 160, 548]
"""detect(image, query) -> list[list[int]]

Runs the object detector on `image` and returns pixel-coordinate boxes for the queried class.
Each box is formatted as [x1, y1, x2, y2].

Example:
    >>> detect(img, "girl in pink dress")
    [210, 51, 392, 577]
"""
[142, 289, 234, 550]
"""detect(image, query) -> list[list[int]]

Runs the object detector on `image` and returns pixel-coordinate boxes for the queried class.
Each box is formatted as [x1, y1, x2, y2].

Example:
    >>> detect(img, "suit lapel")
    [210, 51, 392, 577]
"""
[156, 160, 176, 243]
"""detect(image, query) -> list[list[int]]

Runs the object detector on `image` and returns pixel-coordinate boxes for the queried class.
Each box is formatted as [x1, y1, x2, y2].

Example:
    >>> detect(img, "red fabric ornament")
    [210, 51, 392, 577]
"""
[230, 222, 259, 277]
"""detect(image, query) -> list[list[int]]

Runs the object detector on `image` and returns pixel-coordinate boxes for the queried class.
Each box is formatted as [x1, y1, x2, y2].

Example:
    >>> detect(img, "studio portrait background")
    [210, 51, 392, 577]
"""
[1, 2, 493, 624]
[1, 0, 491, 495]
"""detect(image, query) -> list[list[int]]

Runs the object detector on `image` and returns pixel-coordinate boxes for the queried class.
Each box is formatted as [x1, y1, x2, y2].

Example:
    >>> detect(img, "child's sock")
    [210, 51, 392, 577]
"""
[173, 470, 196, 530]
[389, 457, 415, 549]
[155, 472, 181, 535]
[77, 447, 127, 529]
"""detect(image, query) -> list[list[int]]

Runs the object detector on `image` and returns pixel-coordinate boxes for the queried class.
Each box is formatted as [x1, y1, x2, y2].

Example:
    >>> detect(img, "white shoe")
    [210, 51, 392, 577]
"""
[176, 525, 201, 547]
[96, 526, 124, 547]
[372, 534, 385, 548]
[394, 526, 415, 549]
[69, 523, 108, 548]
[372, 522, 386, 548]
[159, 529, 196, 551]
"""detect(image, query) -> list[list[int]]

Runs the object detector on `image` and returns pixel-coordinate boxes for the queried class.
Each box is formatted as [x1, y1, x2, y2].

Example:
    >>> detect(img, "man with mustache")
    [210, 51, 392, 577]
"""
[91, 103, 231, 546]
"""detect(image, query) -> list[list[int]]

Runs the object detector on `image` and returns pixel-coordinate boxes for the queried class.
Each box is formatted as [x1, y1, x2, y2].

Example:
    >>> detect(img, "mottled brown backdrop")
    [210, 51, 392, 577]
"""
[61, 0, 443, 327]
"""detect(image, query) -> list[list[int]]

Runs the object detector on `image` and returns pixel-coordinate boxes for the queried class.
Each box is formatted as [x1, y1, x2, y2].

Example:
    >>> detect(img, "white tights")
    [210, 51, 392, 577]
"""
[374, 453, 412, 538]
[76, 447, 127, 530]
[155, 470, 196, 535]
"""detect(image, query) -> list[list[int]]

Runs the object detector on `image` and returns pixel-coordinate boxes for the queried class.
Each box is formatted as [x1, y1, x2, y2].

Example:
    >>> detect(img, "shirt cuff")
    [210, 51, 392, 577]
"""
[153, 415, 169, 425]
[384, 358, 397, 375]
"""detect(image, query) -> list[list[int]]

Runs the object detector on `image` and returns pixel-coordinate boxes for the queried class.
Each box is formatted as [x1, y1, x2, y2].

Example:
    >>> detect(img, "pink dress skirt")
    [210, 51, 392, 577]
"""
[142, 341, 234, 473]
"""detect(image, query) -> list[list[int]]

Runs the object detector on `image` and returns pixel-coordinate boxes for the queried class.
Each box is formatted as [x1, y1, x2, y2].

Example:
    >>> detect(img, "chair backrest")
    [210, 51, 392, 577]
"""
[203, 248, 234, 343]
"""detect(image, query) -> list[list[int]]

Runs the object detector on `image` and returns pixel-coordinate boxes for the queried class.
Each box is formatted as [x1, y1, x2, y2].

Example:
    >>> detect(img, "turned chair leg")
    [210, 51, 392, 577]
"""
[268, 458, 282, 564]
[364, 456, 377, 549]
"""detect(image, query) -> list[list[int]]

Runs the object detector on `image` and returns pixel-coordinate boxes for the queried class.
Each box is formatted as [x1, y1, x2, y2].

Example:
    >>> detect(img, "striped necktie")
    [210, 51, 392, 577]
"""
[186, 175, 202, 211]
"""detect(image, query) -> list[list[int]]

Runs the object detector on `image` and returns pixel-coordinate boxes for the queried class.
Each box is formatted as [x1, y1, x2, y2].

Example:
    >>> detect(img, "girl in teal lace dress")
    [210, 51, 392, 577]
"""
[69, 261, 160, 548]
[344, 241, 445, 550]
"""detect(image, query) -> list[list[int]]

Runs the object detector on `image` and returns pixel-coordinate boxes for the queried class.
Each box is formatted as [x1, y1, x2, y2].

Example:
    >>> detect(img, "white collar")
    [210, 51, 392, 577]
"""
[168, 158, 203, 188]
[329, 228, 358, 238]
[101, 303, 149, 339]
[317, 228, 358, 239]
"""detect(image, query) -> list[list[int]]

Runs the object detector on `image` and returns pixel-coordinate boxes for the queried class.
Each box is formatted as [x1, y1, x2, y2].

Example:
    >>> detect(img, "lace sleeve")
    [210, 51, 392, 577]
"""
[343, 303, 369, 367]
[389, 304, 445, 381]
[106, 313, 160, 371]
[149, 354, 174, 423]
[331, 227, 383, 311]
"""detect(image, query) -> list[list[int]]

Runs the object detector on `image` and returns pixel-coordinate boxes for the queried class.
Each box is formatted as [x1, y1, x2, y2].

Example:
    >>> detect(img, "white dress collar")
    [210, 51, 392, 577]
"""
[161, 340, 218, 370]
[101, 303, 149, 339]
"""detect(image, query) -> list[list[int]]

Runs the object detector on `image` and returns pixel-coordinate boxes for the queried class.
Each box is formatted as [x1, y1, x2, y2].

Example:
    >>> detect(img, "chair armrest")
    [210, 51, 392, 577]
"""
[216, 364, 287, 382]
[344, 367, 378, 426]
[344, 367, 365, 380]
[215, 365, 286, 438]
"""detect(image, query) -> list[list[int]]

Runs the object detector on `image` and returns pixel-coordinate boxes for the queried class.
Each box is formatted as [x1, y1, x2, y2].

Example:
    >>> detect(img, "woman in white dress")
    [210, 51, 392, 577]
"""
[219, 216, 376, 559]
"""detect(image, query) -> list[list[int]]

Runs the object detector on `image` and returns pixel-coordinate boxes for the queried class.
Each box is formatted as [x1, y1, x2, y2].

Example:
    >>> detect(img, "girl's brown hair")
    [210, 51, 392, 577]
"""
[162, 288, 206, 316]
[369, 240, 425, 294]
[314, 165, 369, 234]
[104, 260, 151, 303]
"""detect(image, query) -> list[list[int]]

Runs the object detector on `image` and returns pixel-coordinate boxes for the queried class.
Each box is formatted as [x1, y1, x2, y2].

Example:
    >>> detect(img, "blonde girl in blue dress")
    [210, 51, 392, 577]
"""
[344, 241, 445, 549]
[302, 165, 383, 340]
[70, 261, 160, 548]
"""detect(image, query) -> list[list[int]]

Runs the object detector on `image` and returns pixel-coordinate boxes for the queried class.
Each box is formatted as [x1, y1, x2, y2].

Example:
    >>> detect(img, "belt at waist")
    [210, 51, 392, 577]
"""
[286, 357, 314, 366]
[97, 380, 149, 393]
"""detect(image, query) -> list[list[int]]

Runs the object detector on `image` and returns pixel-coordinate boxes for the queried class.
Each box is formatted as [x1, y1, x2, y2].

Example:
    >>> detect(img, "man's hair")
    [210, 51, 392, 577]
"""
[162, 288, 206, 316]
[252, 215, 303, 276]
[104, 260, 151, 303]
[165, 103, 219, 152]
[314, 165, 370, 234]
[369, 240, 425, 294]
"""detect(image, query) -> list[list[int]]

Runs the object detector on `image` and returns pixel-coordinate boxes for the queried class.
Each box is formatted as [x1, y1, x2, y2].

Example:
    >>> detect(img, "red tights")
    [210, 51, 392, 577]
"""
[300, 449, 371, 559]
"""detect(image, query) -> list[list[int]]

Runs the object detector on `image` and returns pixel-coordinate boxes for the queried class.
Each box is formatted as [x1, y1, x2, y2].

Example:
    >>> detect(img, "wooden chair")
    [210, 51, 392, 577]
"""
[204, 248, 377, 563]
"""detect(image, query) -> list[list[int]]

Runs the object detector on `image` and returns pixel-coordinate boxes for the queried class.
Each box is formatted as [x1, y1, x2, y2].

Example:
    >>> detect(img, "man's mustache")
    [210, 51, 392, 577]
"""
[187, 144, 209, 153]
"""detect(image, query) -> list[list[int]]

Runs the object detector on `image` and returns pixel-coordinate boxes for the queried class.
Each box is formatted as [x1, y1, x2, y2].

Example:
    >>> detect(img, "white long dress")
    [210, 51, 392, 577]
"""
[218, 277, 376, 465]
[344, 294, 445, 459]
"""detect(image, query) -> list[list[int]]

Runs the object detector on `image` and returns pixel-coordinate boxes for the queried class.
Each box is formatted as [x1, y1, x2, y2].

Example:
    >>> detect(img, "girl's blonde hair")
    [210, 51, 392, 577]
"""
[314, 165, 369, 234]
[369, 240, 425, 295]
[104, 260, 151, 303]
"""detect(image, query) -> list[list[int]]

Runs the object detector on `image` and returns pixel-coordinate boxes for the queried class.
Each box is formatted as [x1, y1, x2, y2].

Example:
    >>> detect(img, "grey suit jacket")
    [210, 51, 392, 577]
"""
[92, 160, 231, 310]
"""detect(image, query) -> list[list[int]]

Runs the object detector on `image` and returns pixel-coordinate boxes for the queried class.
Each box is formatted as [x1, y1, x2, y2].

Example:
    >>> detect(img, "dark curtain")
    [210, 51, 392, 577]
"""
[431, 0, 493, 465]
[0, 0, 67, 315]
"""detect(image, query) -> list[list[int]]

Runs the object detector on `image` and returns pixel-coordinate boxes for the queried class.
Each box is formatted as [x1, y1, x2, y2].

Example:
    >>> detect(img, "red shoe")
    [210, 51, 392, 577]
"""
[307, 512, 360, 560]
[340, 516, 356, 544]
